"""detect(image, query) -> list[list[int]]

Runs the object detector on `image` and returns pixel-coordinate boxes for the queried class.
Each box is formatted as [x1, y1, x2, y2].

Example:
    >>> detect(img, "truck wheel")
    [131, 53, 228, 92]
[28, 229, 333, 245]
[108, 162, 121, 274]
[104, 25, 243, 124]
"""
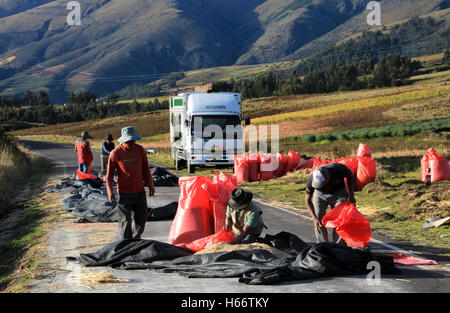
[187, 160, 195, 174]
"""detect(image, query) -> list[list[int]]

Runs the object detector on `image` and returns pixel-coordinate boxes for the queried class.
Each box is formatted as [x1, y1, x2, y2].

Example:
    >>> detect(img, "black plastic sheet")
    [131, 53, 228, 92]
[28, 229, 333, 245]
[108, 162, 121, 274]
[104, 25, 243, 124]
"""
[47, 173, 178, 223]
[68, 232, 399, 285]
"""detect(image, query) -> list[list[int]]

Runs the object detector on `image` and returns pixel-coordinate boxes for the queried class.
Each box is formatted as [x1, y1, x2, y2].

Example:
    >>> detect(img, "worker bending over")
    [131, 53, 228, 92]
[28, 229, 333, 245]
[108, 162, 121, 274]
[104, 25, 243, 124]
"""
[305, 163, 356, 244]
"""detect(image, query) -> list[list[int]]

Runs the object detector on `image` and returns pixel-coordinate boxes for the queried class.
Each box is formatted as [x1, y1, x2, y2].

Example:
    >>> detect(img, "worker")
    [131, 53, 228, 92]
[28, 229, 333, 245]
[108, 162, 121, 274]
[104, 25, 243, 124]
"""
[100, 134, 115, 176]
[305, 163, 356, 244]
[224, 188, 265, 244]
[106, 126, 155, 240]
[75, 131, 93, 173]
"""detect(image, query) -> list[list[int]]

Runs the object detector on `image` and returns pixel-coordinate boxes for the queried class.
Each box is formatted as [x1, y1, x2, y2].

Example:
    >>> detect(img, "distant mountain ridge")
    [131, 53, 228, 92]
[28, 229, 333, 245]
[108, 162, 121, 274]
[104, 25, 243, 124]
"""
[0, 0, 448, 103]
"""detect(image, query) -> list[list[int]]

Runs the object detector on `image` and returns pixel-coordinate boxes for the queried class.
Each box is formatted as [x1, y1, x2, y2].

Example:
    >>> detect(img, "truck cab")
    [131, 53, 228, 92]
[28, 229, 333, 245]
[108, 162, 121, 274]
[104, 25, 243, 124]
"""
[170, 92, 243, 173]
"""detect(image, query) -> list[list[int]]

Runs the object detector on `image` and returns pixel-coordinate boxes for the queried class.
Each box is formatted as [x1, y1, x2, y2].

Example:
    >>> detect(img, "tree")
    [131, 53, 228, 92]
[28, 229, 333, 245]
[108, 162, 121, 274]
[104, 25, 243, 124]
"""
[443, 49, 450, 65]
[37, 91, 50, 106]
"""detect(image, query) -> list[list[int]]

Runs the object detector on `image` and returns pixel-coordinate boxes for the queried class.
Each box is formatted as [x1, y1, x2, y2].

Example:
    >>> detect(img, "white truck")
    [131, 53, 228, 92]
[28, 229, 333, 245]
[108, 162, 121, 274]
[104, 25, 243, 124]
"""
[170, 92, 244, 173]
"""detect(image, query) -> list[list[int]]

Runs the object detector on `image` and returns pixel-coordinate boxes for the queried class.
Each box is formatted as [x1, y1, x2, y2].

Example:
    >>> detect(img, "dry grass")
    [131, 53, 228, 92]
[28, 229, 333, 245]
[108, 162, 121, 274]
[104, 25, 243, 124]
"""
[79, 271, 129, 285]
[0, 146, 32, 216]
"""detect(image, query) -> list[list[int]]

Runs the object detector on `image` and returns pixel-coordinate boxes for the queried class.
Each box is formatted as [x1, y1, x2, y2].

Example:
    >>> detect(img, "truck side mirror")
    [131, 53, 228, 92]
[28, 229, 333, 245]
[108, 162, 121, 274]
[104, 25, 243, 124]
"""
[184, 119, 189, 126]
[244, 118, 251, 126]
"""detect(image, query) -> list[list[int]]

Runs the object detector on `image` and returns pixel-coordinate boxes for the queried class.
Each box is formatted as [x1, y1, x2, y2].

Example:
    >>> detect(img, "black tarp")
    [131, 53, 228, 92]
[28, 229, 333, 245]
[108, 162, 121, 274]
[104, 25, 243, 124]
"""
[47, 169, 178, 223]
[68, 232, 399, 285]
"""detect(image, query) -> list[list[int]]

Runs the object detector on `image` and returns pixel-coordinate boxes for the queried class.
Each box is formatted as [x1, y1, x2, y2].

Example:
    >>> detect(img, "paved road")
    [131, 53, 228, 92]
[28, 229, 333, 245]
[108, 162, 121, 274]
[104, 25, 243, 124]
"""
[20, 140, 450, 293]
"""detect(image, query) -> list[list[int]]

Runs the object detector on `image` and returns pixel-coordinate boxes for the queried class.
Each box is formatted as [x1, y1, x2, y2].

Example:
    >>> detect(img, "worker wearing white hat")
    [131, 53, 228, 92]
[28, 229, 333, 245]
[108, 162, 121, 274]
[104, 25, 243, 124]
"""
[305, 163, 356, 244]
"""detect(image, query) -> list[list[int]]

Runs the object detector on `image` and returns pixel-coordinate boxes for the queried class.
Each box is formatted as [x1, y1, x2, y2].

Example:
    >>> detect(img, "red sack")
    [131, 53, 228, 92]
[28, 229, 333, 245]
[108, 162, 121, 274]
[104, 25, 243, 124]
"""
[355, 156, 376, 191]
[356, 143, 372, 158]
[297, 157, 321, 170]
[274, 152, 288, 177]
[311, 157, 329, 172]
[234, 154, 249, 183]
[259, 153, 274, 181]
[322, 201, 372, 248]
[421, 149, 450, 183]
[285, 150, 301, 173]
[213, 172, 238, 192]
[76, 162, 103, 181]
[248, 153, 260, 181]
[168, 176, 214, 245]
[334, 157, 359, 176]
[177, 229, 235, 252]
[206, 173, 238, 232]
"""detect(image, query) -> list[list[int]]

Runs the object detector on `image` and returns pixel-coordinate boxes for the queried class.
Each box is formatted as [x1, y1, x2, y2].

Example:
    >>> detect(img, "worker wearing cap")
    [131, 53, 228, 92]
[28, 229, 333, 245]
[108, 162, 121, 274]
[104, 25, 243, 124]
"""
[100, 134, 115, 176]
[106, 126, 155, 240]
[224, 188, 265, 244]
[305, 163, 356, 244]
[75, 131, 93, 173]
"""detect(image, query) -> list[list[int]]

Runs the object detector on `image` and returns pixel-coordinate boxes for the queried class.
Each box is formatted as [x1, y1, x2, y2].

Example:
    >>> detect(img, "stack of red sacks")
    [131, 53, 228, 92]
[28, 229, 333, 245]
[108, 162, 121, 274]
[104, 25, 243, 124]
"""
[307, 143, 377, 191]
[421, 148, 450, 183]
[233, 150, 302, 182]
[168, 173, 238, 252]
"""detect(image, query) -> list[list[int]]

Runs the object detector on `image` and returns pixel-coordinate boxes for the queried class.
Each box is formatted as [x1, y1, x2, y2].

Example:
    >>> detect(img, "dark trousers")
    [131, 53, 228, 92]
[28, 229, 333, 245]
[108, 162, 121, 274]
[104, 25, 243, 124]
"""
[312, 188, 348, 243]
[100, 155, 109, 175]
[117, 191, 148, 240]
[78, 163, 89, 173]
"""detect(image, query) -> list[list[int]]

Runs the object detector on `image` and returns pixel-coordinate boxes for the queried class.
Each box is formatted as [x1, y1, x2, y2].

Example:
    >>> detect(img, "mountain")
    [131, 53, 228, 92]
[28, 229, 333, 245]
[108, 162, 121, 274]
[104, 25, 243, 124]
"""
[0, 0, 448, 103]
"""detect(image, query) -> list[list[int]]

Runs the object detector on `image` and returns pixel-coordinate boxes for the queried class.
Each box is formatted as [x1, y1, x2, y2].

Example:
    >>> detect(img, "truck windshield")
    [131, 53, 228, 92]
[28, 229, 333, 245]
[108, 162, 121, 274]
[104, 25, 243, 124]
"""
[191, 115, 242, 139]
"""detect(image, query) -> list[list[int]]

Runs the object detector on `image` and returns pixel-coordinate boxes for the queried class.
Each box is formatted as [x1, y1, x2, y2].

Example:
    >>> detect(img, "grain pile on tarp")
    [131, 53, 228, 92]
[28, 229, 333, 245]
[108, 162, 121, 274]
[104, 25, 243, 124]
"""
[46, 167, 179, 223]
[68, 231, 399, 285]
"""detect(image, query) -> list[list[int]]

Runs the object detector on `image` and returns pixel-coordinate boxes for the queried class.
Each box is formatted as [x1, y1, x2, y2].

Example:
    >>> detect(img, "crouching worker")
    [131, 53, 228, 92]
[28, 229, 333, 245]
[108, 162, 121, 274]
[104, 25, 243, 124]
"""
[224, 188, 265, 244]
[305, 163, 356, 245]
[106, 126, 155, 240]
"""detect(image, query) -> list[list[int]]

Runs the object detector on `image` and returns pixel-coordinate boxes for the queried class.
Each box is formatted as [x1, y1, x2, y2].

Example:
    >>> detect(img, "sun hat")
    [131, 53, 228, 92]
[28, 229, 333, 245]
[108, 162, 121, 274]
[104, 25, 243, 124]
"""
[228, 188, 253, 210]
[105, 133, 114, 141]
[117, 126, 141, 143]
[311, 166, 330, 189]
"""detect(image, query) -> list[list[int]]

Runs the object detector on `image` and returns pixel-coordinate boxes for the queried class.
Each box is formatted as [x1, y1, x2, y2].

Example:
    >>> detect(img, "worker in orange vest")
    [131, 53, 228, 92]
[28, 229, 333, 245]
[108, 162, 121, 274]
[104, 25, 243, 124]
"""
[75, 131, 93, 173]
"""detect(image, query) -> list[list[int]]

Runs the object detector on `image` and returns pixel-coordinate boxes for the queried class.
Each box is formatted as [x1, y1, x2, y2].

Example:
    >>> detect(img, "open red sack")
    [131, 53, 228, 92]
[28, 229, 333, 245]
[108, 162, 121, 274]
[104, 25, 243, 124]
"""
[285, 150, 301, 173]
[248, 153, 260, 181]
[259, 153, 274, 181]
[177, 229, 235, 252]
[206, 173, 238, 232]
[322, 201, 372, 248]
[234, 154, 249, 183]
[274, 152, 288, 177]
[168, 176, 214, 245]
[421, 148, 450, 183]
[76, 163, 103, 181]
[356, 143, 372, 158]
[213, 172, 238, 192]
